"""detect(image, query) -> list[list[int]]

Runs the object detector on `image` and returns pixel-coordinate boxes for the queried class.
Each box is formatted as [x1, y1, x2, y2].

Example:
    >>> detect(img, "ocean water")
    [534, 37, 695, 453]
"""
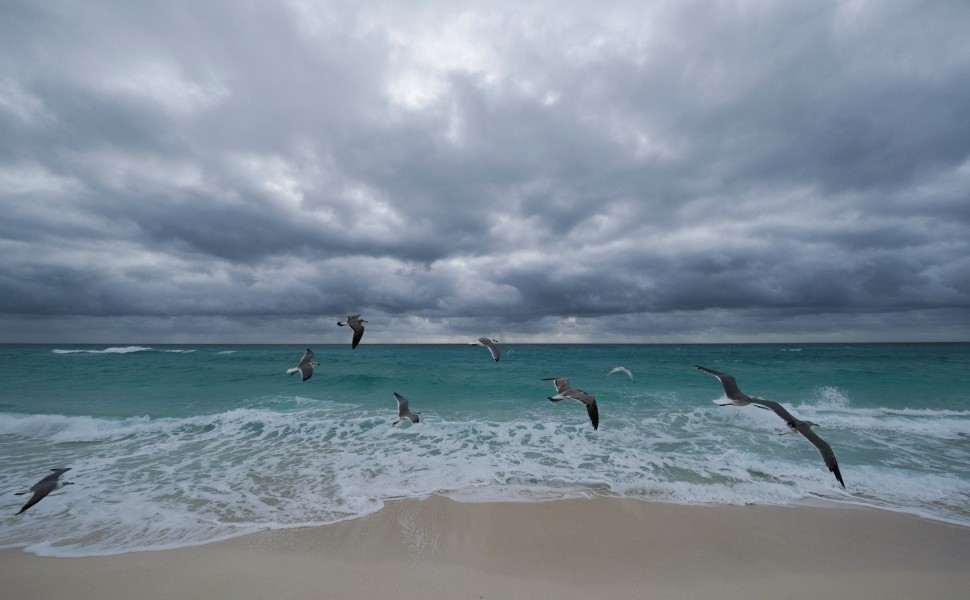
[1, 343, 968, 556]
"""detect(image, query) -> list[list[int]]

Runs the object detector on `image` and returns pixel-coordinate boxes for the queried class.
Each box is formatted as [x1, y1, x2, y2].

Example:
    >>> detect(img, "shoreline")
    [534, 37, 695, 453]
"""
[3, 496, 970, 599]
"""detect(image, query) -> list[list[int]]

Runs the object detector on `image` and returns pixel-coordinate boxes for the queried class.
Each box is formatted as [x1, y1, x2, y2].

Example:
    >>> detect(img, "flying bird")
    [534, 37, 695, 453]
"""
[470, 337, 501, 362]
[287, 348, 318, 381]
[337, 315, 367, 349]
[606, 366, 635, 383]
[392, 392, 421, 424]
[696, 365, 845, 488]
[542, 377, 599, 430]
[15, 468, 74, 515]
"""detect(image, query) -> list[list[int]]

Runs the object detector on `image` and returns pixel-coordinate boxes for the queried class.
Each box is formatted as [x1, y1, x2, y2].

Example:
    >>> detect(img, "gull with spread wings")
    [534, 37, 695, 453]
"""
[337, 315, 367, 349]
[696, 365, 845, 488]
[287, 348, 318, 381]
[15, 468, 74, 515]
[542, 377, 599, 430]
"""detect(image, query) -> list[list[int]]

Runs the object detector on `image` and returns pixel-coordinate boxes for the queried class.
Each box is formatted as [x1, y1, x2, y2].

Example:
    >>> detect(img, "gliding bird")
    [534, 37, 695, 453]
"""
[470, 338, 501, 362]
[542, 377, 599, 430]
[392, 392, 421, 424]
[696, 365, 845, 488]
[337, 315, 367, 349]
[287, 348, 318, 381]
[15, 468, 74, 515]
[607, 366, 635, 383]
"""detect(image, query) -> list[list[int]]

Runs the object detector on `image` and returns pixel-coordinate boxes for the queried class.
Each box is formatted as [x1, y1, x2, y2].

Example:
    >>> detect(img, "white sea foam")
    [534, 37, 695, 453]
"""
[2, 399, 968, 557]
[0, 413, 160, 442]
[810, 386, 851, 408]
[52, 346, 153, 354]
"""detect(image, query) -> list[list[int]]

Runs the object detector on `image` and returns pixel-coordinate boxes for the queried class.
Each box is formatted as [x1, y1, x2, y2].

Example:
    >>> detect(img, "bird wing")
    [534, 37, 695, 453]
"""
[750, 399, 846, 489]
[350, 319, 365, 348]
[695, 365, 748, 401]
[797, 424, 845, 488]
[542, 377, 571, 394]
[562, 389, 599, 430]
[36, 468, 70, 486]
[298, 348, 314, 366]
[581, 395, 599, 430]
[17, 482, 55, 515]
[393, 392, 410, 416]
[481, 338, 500, 361]
[586, 400, 599, 430]
[298, 364, 313, 381]
[608, 367, 635, 382]
[747, 398, 797, 419]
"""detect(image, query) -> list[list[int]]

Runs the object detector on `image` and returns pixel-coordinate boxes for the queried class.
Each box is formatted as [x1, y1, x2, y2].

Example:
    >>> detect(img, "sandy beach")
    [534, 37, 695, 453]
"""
[3, 496, 969, 600]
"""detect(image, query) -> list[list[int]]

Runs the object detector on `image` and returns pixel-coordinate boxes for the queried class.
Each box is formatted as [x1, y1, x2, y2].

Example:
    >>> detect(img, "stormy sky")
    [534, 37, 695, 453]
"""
[2, 0, 969, 343]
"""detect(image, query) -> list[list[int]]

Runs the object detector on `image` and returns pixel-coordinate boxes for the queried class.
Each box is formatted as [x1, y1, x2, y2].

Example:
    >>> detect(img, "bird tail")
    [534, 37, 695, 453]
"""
[287, 368, 299, 376]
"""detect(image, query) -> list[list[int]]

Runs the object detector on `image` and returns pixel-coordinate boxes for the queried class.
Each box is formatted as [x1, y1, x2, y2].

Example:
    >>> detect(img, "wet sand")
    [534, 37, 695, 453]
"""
[3, 496, 969, 599]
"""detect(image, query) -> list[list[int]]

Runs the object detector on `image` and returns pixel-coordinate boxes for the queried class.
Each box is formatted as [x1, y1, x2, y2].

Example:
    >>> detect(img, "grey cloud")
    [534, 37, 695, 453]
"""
[1, 0, 969, 342]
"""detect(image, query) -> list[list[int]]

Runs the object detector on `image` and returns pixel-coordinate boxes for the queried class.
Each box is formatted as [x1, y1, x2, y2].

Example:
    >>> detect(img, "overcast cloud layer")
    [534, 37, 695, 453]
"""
[2, 0, 969, 343]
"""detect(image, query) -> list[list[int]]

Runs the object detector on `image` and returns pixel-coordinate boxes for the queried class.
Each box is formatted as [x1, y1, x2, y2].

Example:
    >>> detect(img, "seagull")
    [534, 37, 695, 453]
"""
[286, 348, 318, 381]
[336, 315, 367, 349]
[542, 377, 599, 430]
[15, 468, 73, 515]
[392, 392, 421, 424]
[607, 366, 635, 383]
[470, 337, 501, 362]
[696, 365, 845, 488]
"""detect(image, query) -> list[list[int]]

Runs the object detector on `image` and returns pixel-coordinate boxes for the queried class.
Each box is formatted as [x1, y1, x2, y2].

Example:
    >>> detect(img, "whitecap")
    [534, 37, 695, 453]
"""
[52, 346, 153, 355]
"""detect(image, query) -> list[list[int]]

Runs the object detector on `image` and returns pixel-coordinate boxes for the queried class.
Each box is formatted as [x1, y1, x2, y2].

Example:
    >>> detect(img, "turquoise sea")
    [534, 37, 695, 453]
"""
[1, 343, 968, 556]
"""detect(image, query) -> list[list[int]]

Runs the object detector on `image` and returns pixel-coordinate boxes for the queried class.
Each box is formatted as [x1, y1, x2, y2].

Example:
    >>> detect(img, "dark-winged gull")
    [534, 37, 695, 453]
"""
[15, 468, 73, 515]
[337, 315, 367, 349]
[542, 377, 599, 430]
[287, 348, 318, 381]
[696, 365, 845, 488]
[392, 392, 421, 424]
[470, 337, 501, 362]
[607, 366, 635, 383]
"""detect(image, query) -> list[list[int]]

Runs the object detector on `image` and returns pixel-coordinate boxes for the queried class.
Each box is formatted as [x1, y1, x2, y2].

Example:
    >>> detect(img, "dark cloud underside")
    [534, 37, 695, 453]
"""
[1, 1, 969, 342]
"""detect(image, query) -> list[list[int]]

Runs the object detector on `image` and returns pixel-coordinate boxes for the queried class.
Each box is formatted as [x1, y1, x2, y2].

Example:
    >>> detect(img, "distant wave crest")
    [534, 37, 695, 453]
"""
[52, 346, 153, 355]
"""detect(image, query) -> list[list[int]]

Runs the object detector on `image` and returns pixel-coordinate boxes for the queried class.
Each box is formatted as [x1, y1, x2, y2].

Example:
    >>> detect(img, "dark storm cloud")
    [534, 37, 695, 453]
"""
[1, 0, 969, 342]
